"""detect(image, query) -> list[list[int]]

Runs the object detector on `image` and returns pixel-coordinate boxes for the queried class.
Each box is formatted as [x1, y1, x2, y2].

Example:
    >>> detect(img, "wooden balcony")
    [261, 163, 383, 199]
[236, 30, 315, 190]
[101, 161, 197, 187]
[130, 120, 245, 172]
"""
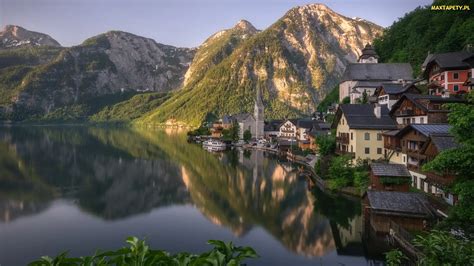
[425, 172, 455, 187]
[384, 143, 401, 151]
[405, 149, 426, 159]
[336, 135, 349, 144]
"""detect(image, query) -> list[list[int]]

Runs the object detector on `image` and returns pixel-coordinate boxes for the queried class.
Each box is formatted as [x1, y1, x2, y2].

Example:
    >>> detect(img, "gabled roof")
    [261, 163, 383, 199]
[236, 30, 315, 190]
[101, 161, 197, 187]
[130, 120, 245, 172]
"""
[396, 124, 451, 138]
[341, 63, 413, 82]
[297, 119, 314, 129]
[389, 93, 466, 115]
[374, 83, 420, 97]
[332, 104, 397, 130]
[426, 134, 459, 152]
[371, 163, 411, 177]
[231, 113, 253, 122]
[264, 120, 283, 131]
[422, 51, 474, 73]
[366, 191, 435, 218]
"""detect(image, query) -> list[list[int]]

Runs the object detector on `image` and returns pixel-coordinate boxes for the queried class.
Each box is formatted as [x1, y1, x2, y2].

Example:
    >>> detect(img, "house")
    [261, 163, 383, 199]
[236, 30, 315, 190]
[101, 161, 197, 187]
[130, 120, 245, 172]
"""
[422, 51, 474, 96]
[307, 121, 331, 151]
[395, 124, 458, 205]
[210, 115, 234, 138]
[374, 83, 421, 110]
[332, 104, 398, 161]
[389, 94, 465, 126]
[296, 119, 313, 149]
[339, 44, 413, 103]
[420, 133, 459, 205]
[363, 191, 436, 233]
[278, 119, 298, 139]
[264, 120, 283, 141]
[382, 129, 406, 165]
[369, 163, 412, 192]
[296, 119, 331, 150]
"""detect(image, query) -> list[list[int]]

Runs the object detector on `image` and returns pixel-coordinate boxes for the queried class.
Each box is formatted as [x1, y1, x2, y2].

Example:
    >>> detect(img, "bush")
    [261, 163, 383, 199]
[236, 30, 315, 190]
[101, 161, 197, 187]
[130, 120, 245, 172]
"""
[384, 249, 407, 266]
[243, 129, 252, 142]
[29, 237, 258, 266]
[414, 230, 474, 266]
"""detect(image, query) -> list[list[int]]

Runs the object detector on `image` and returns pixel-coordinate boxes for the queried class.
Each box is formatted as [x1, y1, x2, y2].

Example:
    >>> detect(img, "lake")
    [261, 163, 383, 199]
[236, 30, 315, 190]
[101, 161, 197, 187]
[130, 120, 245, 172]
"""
[0, 126, 382, 265]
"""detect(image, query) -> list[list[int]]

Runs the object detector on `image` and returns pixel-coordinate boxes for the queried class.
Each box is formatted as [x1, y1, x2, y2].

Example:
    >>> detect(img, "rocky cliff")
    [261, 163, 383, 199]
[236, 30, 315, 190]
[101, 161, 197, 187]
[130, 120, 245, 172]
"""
[138, 4, 383, 127]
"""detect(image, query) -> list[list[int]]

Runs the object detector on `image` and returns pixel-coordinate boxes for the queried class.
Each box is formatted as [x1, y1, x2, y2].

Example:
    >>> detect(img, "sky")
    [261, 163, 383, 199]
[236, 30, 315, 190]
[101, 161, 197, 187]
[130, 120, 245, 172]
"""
[1, 0, 433, 48]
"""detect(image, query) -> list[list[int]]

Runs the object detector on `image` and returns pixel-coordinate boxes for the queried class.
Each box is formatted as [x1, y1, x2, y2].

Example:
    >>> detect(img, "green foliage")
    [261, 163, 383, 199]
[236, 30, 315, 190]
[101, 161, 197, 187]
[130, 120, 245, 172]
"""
[373, 0, 474, 76]
[413, 230, 474, 266]
[187, 126, 210, 137]
[29, 237, 258, 266]
[384, 249, 407, 266]
[422, 91, 474, 236]
[243, 129, 252, 142]
[328, 155, 353, 189]
[354, 170, 369, 193]
[90, 92, 171, 123]
[317, 85, 338, 112]
[341, 96, 350, 104]
[315, 135, 335, 156]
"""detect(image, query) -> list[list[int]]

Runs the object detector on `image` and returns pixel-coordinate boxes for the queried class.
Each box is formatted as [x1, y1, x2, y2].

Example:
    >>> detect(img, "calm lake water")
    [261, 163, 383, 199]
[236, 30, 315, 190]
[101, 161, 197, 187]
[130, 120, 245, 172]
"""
[0, 126, 382, 265]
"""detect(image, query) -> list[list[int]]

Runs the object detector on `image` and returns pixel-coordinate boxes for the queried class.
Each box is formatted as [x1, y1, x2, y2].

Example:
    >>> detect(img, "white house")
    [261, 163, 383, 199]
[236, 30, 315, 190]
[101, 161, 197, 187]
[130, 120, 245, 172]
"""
[278, 119, 298, 139]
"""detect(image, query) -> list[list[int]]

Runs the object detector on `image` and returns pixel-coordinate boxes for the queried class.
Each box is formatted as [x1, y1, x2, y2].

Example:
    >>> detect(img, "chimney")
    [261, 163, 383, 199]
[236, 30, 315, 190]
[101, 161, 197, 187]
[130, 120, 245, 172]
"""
[374, 103, 381, 119]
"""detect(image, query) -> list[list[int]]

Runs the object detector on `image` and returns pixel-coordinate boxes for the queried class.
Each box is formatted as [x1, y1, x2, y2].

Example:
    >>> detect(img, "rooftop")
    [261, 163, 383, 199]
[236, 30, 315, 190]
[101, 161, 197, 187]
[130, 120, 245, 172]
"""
[341, 63, 413, 82]
[366, 191, 434, 218]
[429, 134, 459, 151]
[371, 163, 411, 177]
[397, 124, 451, 138]
[422, 51, 474, 70]
[359, 43, 379, 60]
[335, 104, 398, 130]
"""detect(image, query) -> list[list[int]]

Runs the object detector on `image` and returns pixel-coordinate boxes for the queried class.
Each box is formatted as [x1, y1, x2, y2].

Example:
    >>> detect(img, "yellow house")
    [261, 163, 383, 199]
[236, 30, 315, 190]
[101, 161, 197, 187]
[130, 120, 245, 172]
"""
[332, 104, 398, 162]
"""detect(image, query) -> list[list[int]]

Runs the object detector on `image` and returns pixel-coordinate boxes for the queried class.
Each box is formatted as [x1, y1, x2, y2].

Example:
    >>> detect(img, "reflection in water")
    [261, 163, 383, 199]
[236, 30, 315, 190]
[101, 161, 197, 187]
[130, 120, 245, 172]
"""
[0, 126, 379, 265]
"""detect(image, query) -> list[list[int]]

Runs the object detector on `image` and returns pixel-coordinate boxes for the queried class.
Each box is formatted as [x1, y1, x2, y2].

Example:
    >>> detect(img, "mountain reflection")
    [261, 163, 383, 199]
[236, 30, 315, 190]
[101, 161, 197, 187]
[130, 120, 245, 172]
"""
[0, 126, 363, 258]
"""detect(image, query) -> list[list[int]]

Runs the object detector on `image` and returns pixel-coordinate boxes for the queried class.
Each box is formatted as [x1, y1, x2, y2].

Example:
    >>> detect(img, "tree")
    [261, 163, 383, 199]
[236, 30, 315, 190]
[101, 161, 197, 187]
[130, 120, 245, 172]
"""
[243, 129, 252, 142]
[341, 96, 350, 104]
[316, 135, 336, 156]
[229, 120, 240, 141]
[422, 91, 474, 236]
[328, 154, 353, 189]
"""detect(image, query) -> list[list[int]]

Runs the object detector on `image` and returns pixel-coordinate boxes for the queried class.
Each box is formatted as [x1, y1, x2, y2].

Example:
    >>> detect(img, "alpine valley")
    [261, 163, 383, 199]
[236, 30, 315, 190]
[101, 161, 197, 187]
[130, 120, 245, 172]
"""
[0, 4, 382, 126]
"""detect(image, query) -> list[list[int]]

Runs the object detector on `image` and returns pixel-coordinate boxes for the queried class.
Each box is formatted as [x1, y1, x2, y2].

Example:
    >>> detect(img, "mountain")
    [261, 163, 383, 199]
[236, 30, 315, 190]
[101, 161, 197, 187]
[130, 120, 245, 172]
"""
[183, 19, 259, 87]
[0, 25, 61, 49]
[373, 0, 474, 77]
[137, 4, 383, 127]
[0, 29, 195, 121]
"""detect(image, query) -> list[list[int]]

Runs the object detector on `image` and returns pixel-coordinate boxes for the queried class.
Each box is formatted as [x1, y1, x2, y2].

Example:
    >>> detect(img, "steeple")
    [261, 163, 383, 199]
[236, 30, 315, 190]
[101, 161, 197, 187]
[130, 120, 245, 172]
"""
[358, 43, 379, 63]
[254, 87, 264, 139]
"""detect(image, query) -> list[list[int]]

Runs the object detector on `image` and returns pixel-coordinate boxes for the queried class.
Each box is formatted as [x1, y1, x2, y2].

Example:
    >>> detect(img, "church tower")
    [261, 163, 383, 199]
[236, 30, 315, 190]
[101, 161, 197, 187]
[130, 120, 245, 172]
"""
[358, 43, 379, 63]
[254, 87, 265, 139]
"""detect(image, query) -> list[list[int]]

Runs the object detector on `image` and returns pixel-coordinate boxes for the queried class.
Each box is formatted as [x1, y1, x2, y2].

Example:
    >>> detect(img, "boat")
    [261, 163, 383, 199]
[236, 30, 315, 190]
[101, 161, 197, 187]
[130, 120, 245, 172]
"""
[202, 139, 227, 151]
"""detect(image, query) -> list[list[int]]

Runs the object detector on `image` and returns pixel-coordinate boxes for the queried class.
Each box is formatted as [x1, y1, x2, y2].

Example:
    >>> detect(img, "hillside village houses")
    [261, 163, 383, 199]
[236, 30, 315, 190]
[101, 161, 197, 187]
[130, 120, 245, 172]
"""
[422, 51, 474, 96]
[339, 44, 414, 104]
[331, 46, 472, 206]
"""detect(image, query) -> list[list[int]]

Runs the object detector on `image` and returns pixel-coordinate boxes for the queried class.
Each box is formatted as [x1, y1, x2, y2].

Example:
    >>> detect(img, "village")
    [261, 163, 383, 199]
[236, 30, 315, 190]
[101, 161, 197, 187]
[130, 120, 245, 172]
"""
[189, 44, 474, 262]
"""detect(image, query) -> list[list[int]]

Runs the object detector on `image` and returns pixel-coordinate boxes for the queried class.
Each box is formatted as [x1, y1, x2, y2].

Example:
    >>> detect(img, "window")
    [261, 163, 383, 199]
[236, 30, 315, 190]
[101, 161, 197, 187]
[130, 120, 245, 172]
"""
[411, 118, 415, 123]
[420, 117, 424, 124]
[364, 132, 370, 140]
[350, 132, 353, 140]
[365, 147, 370, 154]
[403, 156, 406, 163]
[469, 72, 472, 78]
[377, 133, 382, 141]
[453, 85, 459, 92]
[432, 104, 441, 110]
[377, 148, 382, 154]
[441, 75, 444, 80]
[350, 145, 353, 152]
[453, 72, 459, 79]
